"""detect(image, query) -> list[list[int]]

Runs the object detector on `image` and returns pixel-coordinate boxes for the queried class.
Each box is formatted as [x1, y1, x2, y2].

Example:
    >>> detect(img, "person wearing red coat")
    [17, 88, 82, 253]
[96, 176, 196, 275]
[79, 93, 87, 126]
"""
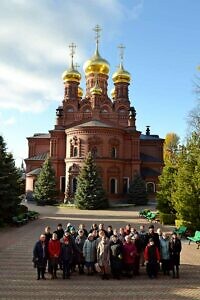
[122, 235, 137, 278]
[48, 232, 61, 279]
[144, 238, 160, 279]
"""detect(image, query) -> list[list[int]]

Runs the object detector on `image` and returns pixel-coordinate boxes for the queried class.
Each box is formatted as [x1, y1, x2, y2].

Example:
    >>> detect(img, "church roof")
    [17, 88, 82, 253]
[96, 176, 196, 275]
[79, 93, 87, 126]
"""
[74, 120, 113, 128]
[29, 133, 50, 139]
[26, 152, 49, 161]
[26, 168, 41, 176]
[141, 168, 161, 178]
[140, 153, 163, 163]
[140, 134, 163, 140]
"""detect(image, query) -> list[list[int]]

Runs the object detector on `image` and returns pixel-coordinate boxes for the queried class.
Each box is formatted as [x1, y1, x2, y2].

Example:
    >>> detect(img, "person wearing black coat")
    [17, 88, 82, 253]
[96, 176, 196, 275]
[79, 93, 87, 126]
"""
[145, 225, 160, 250]
[54, 224, 65, 240]
[33, 234, 48, 280]
[61, 236, 73, 279]
[109, 235, 123, 279]
[169, 233, 182, 278]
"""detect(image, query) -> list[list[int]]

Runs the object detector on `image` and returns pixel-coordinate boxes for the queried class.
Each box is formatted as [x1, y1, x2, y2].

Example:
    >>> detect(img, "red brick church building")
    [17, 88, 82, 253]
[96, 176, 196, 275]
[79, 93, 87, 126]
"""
[25, 26, 164, 202]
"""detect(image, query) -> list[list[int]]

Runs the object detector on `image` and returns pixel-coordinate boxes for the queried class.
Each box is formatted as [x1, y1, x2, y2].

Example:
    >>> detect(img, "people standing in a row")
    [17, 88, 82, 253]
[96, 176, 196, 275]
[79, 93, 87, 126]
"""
[33, 223, 182, 280]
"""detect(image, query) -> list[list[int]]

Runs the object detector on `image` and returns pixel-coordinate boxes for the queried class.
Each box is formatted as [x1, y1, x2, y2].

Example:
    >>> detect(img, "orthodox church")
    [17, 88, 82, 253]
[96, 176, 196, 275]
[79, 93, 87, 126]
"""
[25, 25, 164, 202]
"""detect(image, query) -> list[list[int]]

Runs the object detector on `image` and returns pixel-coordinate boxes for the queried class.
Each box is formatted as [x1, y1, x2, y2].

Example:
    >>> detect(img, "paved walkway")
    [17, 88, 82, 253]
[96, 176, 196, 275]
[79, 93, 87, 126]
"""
[0, 203, 199, 300]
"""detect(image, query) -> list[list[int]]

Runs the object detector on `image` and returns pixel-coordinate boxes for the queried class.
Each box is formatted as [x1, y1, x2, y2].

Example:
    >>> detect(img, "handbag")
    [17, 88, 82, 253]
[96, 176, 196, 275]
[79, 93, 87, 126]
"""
[95, 263, 101, 273]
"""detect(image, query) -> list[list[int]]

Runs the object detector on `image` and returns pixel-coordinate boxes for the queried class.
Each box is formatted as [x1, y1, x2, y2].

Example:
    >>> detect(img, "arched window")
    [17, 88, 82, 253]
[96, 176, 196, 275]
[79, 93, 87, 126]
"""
[111, 147, 117, 158]
[67, 107, 74, 112]
[73, 147, 78, 157]
[123, 177, 129, 194]
[72, 177, 77, 194]
[91, 146, 98, 158]
[146, 182, 155, 193]
[110, 178, 117, 194]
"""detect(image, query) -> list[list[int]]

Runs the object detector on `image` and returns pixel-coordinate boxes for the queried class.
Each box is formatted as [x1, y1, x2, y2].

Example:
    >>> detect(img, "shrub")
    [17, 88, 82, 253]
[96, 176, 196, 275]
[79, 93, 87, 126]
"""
[159, 213, 176, 225]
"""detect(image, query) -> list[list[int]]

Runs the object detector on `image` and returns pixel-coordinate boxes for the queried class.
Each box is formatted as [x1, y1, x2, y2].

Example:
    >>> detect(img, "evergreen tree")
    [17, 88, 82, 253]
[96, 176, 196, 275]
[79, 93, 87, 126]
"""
[75, 152, 109, 210]
[172, 133, 200, 228]
[128, 174, 148, 205]
[34, 158, 58, 205]
[0, 136, 21, 222]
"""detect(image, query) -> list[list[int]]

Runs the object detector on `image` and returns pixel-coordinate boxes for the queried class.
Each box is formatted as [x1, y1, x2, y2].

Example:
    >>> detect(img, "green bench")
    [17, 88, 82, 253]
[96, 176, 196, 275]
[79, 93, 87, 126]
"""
[12, 216, 24, 226]
[174, 225, 187, 238]
[146, 211, 159, 222]
[187, 231, 200, 249]
[26, 211, 39, 220]
[139, 209, 150, 218]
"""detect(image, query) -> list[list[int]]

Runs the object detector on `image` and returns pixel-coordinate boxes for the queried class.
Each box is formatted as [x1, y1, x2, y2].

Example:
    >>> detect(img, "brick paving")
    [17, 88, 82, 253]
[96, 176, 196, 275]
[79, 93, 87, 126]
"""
[0, 203, 199, 300]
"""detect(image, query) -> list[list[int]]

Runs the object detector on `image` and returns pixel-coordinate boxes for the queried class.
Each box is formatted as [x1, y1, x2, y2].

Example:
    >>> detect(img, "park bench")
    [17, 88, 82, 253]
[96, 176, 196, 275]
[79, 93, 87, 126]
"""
[146, 211, 159, 222]
[12, 216, 24, 226]
[17, 214, 29, 224]
[173, 225, 187, 238]
[139, 209, 150, 218]
[187, 231, 200, 249]
[26, 211, 39, 220]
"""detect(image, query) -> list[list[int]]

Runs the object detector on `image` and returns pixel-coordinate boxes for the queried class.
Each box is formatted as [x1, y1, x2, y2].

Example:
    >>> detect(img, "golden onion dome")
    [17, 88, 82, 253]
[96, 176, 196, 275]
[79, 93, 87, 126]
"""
[78, 86, 83, 98]
[83, 48, 110, 76]
[62, 66, 81, 83]
[112, 63, 131, 84]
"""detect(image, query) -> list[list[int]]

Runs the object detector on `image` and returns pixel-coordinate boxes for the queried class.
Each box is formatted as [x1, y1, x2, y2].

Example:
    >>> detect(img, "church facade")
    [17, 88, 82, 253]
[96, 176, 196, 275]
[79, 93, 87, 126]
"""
[25, 26, 164, 202]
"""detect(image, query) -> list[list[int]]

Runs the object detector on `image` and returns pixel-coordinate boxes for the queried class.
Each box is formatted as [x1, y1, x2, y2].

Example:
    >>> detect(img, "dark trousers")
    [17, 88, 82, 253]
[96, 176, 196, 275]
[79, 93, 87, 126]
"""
[110, 259, 122, 278]
[63, 260, 71, 278]
[124, 263, 134, 277]
[172, 264, 179, 278]
[162, 259, 170, 274]
[146, 262, 158, 278]
[50, 257, 59, 277]
[37, 267, 45, 279]
[134, 255, 140, 275]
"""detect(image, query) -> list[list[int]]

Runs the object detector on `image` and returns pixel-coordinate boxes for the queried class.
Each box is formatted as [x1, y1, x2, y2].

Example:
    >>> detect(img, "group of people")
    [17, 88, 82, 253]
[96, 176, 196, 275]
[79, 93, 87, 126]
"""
[33, 222, 182, 280]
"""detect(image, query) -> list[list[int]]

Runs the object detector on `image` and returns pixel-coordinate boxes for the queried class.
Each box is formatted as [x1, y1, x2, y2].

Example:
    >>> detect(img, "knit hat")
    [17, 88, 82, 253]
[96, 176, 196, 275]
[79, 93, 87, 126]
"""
[88, 233, 93, 239]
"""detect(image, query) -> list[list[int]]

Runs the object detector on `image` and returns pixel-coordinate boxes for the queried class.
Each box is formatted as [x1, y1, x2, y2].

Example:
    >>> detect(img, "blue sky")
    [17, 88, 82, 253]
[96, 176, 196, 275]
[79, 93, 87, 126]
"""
[0, 0, 199, 167]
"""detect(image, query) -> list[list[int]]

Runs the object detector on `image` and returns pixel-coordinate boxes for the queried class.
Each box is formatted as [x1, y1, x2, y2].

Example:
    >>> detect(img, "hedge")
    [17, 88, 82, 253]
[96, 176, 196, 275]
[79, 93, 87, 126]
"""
[159, 212, 176, 225]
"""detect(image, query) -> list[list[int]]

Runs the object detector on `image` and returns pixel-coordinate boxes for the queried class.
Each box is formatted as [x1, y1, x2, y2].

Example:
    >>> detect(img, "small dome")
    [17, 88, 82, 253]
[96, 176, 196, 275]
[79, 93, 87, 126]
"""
[83, 49, 110, 76]
[62, 67, 81, 83]
[78, 86, 83, 98]
[111, 88, 116, 99]
[112, 63, 131, 84]
[90, 84, 102, 95]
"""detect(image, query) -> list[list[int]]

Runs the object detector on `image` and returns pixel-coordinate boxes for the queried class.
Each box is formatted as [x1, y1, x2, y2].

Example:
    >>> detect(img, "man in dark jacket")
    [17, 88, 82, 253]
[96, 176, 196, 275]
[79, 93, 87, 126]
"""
[33, 234, 48, 280]
[54, 223, 64, 240]
[145, 225, 160, 250]
[109, 235, 123, 279]
[61, 236, 73, 279]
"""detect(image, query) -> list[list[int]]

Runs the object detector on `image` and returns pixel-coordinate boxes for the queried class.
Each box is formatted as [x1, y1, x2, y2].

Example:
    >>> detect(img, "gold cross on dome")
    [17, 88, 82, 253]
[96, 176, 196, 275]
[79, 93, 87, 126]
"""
[118, 44, 125, 64]
[69, 43, 76, 66]
[74, 63, 80, 70]
[93, 24, 101, 46]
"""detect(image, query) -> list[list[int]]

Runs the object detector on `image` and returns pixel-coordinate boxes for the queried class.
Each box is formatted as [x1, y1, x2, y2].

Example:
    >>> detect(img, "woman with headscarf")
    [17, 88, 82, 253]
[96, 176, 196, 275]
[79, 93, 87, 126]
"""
[97, 236, 110, 279]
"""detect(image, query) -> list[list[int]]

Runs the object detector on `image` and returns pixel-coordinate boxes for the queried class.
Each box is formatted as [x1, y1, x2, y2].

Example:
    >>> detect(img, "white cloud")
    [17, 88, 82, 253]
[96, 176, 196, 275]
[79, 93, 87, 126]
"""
[0, 0, 143, 113]
[0, 112, 16, 127]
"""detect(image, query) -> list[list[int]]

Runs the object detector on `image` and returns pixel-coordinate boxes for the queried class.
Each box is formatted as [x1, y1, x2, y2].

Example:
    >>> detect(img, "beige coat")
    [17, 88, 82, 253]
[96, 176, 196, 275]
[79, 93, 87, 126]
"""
[97, 240, 110, 268]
